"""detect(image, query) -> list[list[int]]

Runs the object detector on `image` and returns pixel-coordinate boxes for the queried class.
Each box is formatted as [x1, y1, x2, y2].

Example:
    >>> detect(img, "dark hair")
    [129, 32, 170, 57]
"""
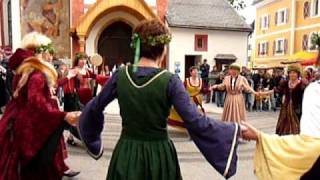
[73, 52, 88, 67]
[133, 19, 170, 60]
[204, 59, 207, 62]
[189, 66, 198, 73]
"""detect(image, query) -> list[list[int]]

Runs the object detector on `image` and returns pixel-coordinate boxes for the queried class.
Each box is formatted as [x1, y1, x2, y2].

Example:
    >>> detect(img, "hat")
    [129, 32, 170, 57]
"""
[21, 32, 52, 50]
[229, 63, 241, 71]
[287, 64, 302, 75]
[8, 48, 34, 71]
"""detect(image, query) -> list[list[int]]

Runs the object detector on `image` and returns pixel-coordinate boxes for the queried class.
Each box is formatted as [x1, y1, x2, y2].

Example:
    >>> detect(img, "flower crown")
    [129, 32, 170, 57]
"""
[35, 43, 55, 54]
[131, 33, 172, 48]
[75, 52, 88, 60]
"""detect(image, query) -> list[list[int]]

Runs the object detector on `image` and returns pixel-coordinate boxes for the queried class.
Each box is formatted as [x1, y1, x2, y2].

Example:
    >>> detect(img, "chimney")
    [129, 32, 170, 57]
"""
[156, 0, 169, 22]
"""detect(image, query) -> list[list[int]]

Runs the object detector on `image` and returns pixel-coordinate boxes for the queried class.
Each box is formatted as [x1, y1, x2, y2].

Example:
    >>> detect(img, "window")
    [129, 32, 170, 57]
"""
[304, 1, 311, 18]
[275, 39, 285, 54]
[275, 9, 289, 26]
[195, 35, 208, 51]
[260, 15, 269, 30]
[309, 32, 319, 50]
[258, 42, 268, 56]
[312, 0, 320, 16]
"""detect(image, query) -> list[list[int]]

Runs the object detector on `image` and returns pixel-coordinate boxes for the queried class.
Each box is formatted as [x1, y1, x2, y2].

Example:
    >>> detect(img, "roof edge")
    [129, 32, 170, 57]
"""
[168, 24, 253, 33]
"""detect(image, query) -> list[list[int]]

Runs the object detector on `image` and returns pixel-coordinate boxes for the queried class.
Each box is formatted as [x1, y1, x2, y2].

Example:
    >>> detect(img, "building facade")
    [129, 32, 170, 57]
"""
[254, 0, 320, 67]
[166, 0, 251, 80]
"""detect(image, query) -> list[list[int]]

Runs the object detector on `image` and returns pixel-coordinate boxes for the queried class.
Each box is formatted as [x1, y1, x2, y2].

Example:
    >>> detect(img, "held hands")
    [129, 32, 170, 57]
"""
[209, 85, 218, 91]
[240, 122, 259, 141]
[65, 111, 81, 126]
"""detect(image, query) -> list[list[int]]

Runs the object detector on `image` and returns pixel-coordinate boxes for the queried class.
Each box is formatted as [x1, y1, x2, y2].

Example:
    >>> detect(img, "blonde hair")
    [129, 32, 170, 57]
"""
[21, 32, 52, 50]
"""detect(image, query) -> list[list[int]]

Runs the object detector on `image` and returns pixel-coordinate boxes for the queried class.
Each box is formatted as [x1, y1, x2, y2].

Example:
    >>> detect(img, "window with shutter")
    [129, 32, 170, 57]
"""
[286, 9, 289, 23]
[275, 39, 285, 55]
[261, 15, 269, 29]
[275, 12, 278, 25]
[304, 1, 310, 18]
[312, 0, 320, 16]
[266, 42, 269, 55]
[276, 9, 287, 26]
[195, 35, 208, 51]
[258, 43, 261, 56]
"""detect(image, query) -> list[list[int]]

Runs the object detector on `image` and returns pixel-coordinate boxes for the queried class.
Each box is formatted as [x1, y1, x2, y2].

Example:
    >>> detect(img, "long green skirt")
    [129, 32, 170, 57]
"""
[106, 136, 182, 180]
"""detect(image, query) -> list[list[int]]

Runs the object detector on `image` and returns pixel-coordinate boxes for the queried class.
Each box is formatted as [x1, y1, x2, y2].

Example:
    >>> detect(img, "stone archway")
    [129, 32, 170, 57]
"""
[75, 0, 157, 52]
[97, 21, 133, 70]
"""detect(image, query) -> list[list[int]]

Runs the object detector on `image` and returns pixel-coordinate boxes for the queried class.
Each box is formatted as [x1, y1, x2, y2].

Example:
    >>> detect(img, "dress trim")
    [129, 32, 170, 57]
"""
[76, 124, 104, 160]
[126, 66, 167, 89]
[223, 123, 239, 177]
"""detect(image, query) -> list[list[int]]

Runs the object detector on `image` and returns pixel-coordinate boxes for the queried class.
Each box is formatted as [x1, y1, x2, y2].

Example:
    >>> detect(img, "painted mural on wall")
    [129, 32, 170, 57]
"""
[20, 0, 70, 58]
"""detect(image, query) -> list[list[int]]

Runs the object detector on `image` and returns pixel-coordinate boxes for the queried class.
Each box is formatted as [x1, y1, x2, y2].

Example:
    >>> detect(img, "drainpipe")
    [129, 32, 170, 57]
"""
[290, 0, 296, 55]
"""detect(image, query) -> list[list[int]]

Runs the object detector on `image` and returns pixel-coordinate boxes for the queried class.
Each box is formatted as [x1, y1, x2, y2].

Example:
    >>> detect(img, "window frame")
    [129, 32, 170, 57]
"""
[275, 38, 285, 56]
[276, 8, 287, 26]
[311, 0, 320, 17]
[259, 41, 268, 57]
[308, 31, 320, 51]
[194, 34, 208, 52]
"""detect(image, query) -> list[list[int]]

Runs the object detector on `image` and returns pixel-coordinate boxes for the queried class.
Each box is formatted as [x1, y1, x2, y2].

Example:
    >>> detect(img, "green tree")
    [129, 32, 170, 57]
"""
[311, 33, 320, 66]
[227, 0, 246, 10]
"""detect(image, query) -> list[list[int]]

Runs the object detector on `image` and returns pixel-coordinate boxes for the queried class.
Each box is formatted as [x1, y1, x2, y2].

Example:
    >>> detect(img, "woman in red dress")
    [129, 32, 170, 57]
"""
[0, 32, 80, 180]
[73, 53, 96, 105]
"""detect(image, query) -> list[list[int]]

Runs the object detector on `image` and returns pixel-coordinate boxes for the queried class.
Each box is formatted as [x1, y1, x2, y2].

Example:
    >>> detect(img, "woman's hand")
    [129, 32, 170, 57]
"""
[210, 85, 218, 91]
[240, 122, 259, 141]
[65, 111, 81, 126]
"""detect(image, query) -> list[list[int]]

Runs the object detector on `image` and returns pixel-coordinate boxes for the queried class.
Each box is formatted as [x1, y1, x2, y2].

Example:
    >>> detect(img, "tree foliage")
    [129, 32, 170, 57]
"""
[227, 0, 246, 10]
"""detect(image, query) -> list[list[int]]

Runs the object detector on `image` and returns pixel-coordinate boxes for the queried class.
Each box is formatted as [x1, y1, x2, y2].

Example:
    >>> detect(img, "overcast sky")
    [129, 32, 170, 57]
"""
[84, 0, 255, 24]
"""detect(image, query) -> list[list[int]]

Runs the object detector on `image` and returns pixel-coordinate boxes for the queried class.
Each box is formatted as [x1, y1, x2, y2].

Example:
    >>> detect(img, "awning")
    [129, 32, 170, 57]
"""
[215, 54, 237, 60]
[288, 51, 317, 61]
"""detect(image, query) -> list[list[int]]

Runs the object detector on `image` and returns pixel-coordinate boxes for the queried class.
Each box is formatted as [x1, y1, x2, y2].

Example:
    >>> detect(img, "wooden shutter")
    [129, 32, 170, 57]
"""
[273, 40, 276, 55]
[258, 43, 261, 56]
[259, 17, 262, 29]
[268, 15, 270, 28]
[304, 2, 310, 18]
[284, 39, 288, 54]
[286, 9, 289, 23]
[275, 12, 278, 25]
[303, 34, 308, 51]
[266, 42, 269, 55]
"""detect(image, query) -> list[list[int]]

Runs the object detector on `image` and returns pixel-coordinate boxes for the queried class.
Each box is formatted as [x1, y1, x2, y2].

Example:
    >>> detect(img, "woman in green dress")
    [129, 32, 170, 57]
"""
[78, 20, 242, 180]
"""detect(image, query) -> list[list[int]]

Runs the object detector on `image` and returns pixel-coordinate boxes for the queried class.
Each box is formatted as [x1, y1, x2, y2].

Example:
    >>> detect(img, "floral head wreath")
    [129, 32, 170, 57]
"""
[130, 33, 172, 72]
[75, 52, 89, 61]
[35, 43, 55, 55]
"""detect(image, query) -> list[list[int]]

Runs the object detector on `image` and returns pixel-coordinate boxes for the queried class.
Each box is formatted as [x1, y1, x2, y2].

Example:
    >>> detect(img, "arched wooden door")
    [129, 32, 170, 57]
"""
[97, 21, 133, 70]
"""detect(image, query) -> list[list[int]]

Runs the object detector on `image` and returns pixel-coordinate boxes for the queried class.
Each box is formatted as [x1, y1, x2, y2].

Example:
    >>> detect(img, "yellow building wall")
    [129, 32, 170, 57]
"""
[256, 32, 291, 58]
[256, 0, 292, 36]
[296, 0, 320, 27]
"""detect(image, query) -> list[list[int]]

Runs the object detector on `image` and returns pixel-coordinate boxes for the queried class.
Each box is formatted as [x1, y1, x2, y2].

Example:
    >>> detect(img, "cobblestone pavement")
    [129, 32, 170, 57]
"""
[63, 110, 279, 180]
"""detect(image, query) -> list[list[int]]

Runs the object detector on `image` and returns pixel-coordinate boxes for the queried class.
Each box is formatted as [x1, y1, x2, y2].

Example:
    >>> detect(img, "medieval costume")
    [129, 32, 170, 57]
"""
[76, 68, 96, 105]
[0, 56, 68, 180]
[78, 66, 240, 180]
[168, 77, 207, 131]
[215, 65, 255, 123]
[274, 66, 307, 135]
[254, 80, 320, 180]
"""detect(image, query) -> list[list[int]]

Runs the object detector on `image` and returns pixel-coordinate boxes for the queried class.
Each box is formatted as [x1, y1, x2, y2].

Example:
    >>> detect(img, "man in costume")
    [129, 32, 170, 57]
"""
[242, 78, 320, 180]
[0, 32, 80, 180]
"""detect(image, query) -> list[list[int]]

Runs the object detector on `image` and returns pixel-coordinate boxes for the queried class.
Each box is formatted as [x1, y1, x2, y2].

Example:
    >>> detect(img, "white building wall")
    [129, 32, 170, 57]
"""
[168, 27, 249, 80]
[11, 0, 21, 50]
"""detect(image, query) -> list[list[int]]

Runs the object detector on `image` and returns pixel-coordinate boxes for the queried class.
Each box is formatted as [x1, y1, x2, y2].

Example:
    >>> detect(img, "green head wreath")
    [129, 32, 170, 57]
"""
[130, 33, 171, 72]
[35, 43, 55, 55]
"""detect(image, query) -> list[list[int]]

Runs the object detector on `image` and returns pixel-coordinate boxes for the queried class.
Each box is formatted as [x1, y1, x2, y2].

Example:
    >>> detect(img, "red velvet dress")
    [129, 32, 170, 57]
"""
[77, 71, 95, 105]
[0, 71, 68, 180]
